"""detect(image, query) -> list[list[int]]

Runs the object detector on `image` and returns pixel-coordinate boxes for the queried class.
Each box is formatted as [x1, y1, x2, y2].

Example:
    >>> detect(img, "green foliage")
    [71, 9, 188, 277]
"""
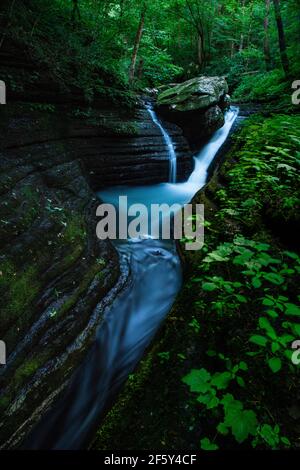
[216, 114, 300, 228]
[181, 113, 299, 450]
[1, 0, 299, 98]
[232, 69, 288, 103]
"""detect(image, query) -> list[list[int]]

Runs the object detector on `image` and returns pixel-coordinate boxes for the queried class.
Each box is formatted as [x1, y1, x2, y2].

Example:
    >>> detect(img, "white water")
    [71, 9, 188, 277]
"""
[27, 106, 239, 450]
[147, 105, 177, 183]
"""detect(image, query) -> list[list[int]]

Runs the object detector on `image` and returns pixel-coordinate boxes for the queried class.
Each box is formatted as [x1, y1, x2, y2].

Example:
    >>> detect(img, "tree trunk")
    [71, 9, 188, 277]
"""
[264, 0, 272, 70]
[272, 0, 289, 75]
[129, 7, 146, 84]
[197, 33, 204, 68]
[71, 0, 81, 24]
[239, 0, 245, 52]
[239, 34, 244, 52]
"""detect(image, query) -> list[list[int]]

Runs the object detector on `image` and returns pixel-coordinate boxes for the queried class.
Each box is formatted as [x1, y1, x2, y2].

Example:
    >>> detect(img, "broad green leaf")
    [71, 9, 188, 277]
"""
[200, 437, 219, 451]
[202, 282, 217, 292]
[262, 298, 274, 307]
[271, 342, 280, 353]
[182, 369, 211, 393]
[266, 309, 278, 318]
[217, 422, 229, 435]
[268, 357, 282, 373]
[252, 277, 262, 288]
[259, 317, 276, 338]
[249, 335, 267, 347]
[239, 361, 248, 371]
[285, 303, 300, 317]
[263, 272, 284, 285]
[237, 376, 245, 387]
[211, 372, 232, 390]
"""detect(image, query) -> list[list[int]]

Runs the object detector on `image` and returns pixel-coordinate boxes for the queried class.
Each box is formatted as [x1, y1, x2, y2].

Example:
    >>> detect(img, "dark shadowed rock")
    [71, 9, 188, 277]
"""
[0, 104, 126, 448]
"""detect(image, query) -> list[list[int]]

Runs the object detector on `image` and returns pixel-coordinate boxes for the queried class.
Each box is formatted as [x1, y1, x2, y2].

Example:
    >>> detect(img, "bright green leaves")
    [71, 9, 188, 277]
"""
[200, 438, 219, 451]
[182, 369, 211, 394]
[182, 364, 256, 444]
[253, 424, 291, 449]
[197, 236, 300, 375]
[263, 272, 284, 285]
[221, 394, 258, 443]
[285, 303, 300, 317]
[249, 315, 295, 372]
[249, 335, 268, 347]
[211, 372, 232, 390]
[268, 357, 282, 373]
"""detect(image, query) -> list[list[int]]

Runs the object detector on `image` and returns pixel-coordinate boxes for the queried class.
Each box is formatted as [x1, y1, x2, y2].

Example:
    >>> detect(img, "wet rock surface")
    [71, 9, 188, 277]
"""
[156, 76, 229, 148]
[0, 104, 124, 448]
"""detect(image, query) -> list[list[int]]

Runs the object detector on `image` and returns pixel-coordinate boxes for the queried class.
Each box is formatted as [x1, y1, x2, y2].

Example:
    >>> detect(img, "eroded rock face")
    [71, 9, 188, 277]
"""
[75, 104, 193, 188]
[0, 104, 126, 448]
[156, 76, 229, 148]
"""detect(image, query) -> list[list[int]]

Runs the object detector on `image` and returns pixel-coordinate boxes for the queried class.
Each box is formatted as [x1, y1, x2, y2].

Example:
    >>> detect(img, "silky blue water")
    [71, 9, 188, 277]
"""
[27, 107, 239, 449]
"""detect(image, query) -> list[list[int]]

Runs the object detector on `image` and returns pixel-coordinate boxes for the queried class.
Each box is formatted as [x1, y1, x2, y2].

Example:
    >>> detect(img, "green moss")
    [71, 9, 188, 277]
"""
[13, 358, 42, 385]
[0, 260, 40, 332]
[61, 214, 87, 244]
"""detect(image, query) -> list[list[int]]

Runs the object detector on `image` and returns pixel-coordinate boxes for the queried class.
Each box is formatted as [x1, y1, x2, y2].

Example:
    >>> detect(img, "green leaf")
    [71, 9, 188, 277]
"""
[281, 436, 291, 446]
[259, 424, 280, 448]
[200, 437, 219, 451]
[290, 323, 300, 336]
[271, 342, 280, 353]
[262, 298, 275, 307]
[223, 400, 258, 443]
[268, 357, 282, 373]
[232, 410, 257, 443]
[249, 335, 268, 347]
[259, 317, 276, 339]
[255, 243, 270, 252]
[266, 309, 278, 318]
[239, 361, 248, 371]
[217, 423, 229, 435]
[285, 303, 300, 317]
[237, 376, 245, 387]
[182, 369, 211, 393]
[263, 273, 284, 285]
[211, 372, 232, 390]
[283, 251, 299, 260]
[202, 282, 217, 292]
[252, 277, 262, 288]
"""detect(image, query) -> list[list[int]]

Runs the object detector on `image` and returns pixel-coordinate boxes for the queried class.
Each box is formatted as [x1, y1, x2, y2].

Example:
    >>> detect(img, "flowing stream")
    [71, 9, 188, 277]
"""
[27, 106, 239, 449]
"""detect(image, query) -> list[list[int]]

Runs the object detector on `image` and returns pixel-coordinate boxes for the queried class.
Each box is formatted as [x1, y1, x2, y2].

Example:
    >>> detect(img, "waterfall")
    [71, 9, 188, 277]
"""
[146, 105, 177, 183]
[26, 106, 240, 450]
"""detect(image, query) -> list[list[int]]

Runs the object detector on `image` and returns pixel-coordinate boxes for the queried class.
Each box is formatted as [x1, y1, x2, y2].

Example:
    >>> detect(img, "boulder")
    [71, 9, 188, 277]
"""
[157, 76, 228, 112]
[156, 76, 229, 147]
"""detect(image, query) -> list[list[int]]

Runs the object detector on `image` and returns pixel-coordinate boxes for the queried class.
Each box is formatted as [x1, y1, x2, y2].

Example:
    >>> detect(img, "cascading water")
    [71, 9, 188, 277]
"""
[26, 106, 239, 450]
[146, 104, 177, 183]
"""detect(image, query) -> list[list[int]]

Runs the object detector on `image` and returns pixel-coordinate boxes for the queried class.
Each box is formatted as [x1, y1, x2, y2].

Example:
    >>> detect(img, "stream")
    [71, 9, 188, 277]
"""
[27, 105, 239, 449]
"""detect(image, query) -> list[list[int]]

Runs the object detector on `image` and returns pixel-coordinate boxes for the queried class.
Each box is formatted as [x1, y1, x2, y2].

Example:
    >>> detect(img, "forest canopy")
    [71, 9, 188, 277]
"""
[0, 0, 299, 102]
